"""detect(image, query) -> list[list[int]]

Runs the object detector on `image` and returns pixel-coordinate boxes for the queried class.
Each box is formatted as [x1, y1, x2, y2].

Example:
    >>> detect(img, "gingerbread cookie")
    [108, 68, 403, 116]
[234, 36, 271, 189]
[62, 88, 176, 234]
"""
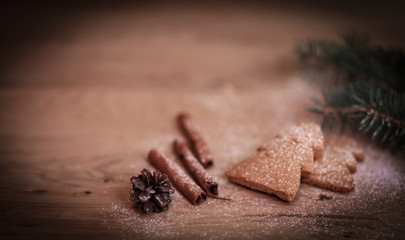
[227, 123, 323, 202]
[302, 135, 364, 193]
[282, 122, 324, 159]
[325, 134, 364, 163]
[258, 122, 324, 177]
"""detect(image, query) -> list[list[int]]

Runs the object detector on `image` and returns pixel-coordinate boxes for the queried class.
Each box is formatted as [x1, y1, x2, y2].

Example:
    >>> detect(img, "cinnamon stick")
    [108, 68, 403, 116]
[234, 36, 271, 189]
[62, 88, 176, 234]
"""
[174, 139, 218, 196]
[177, 113, 214, 168]
[148, 149, 207, 205]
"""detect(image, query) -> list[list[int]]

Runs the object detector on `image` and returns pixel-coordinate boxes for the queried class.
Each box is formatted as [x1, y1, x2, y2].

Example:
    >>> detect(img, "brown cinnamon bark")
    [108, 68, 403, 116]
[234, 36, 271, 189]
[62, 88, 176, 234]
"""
[148, 149, 207, 205]
[174, 139, 218, 196]
[177, 113, 214, 168]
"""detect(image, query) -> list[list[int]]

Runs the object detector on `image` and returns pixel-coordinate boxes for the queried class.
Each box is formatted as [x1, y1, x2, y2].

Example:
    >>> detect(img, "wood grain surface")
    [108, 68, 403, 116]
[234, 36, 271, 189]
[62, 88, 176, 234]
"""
[1, 2, 404, 239]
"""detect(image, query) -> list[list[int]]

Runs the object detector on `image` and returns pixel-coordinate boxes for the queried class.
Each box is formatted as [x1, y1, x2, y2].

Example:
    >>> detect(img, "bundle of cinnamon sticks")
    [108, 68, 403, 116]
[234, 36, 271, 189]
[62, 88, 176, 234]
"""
[148, 112, 218, 205]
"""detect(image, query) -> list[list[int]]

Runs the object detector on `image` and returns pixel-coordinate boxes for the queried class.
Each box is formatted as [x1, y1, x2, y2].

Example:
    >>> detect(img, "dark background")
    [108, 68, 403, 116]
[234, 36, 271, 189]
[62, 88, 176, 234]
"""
[1, 1, 405, 88]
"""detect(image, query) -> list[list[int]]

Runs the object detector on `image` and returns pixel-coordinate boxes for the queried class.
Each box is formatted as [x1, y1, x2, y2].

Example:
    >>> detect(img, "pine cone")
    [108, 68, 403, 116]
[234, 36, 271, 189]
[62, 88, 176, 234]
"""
[129, 169, 175, 213]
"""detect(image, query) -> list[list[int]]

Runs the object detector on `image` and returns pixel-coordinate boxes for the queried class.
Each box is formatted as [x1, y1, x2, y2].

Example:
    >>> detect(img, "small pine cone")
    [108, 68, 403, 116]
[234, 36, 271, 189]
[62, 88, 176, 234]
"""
[130, 169, 175, 213]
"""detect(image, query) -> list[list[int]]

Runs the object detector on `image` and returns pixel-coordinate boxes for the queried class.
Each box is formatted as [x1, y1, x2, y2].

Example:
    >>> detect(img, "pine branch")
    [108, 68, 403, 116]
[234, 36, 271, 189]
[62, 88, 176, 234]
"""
[298, 32, 405, 150]
[308, 81, 405, 149]
[296, 32, 405, 92]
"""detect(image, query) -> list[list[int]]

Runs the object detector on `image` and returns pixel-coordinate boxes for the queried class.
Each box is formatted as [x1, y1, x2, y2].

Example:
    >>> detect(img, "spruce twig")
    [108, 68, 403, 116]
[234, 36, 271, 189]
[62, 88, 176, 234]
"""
[307, 81, 405, 148]
[298, 33, 405, 150]
[296, 32, 405, 91]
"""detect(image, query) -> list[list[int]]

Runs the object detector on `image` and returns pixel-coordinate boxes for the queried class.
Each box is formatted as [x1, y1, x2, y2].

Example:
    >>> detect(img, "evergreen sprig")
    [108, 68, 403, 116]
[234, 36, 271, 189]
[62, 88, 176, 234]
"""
[296, 32, 405, 91]
[297, 33, 405, 149]
[307, 81, 405, 148]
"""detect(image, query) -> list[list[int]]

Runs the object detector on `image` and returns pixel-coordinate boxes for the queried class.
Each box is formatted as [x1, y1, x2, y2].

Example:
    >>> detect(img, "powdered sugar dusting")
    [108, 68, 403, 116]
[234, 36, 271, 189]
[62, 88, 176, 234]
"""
[101, 143, 404, 240]
[99, 85, 403, 239]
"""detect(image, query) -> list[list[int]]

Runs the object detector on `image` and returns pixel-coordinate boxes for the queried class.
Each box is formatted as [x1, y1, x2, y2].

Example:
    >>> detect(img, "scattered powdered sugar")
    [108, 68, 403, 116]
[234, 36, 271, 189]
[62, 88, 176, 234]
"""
[100, 87, 404, 239]
[101, 141, 404, 240]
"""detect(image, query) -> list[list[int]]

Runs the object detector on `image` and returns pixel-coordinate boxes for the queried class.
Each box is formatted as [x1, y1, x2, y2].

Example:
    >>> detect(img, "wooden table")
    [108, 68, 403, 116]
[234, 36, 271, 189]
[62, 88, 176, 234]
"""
[1, 2, 404, 239]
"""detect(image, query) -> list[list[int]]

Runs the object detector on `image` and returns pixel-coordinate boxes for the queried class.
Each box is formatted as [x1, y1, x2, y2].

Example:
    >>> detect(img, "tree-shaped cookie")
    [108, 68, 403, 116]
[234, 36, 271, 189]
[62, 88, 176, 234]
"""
[226, 123, 323, 202]
[301, 134, 364, 192]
